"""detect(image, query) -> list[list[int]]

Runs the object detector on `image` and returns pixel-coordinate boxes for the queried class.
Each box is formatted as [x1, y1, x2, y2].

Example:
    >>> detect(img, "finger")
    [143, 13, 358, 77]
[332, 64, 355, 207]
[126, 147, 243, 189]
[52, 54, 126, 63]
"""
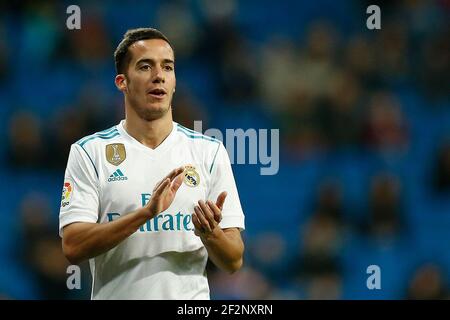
[153, 167, 183, 192]
[153, 178, 170, 197]
[194, 206, 212, 233]
[193, 208, 207, 232]
[192, 213, 202, 236]
[153, 178, 165, 192]
[170, 171, 184, 193]
[215, 191, 227, 211]
[166, 167, 185, 182]
[198, 200, 216, 229]
[192, 213, 202, 231]
[207, 200, 222, 223]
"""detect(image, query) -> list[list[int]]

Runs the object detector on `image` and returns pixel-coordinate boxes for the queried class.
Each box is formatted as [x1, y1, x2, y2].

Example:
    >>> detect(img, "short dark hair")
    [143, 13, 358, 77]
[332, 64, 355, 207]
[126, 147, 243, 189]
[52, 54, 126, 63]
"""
[114, 28, 173, 74]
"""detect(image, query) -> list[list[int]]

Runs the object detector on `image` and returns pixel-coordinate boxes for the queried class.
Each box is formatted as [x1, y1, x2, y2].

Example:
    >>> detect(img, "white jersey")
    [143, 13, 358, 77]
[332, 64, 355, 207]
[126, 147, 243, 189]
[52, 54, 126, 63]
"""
[59, 120, 245, 300]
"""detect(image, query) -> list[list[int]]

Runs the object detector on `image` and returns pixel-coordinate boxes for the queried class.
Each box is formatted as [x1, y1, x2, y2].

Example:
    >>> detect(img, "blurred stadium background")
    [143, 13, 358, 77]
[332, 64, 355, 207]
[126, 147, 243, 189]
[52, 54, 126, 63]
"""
[0, 0, 449, 299]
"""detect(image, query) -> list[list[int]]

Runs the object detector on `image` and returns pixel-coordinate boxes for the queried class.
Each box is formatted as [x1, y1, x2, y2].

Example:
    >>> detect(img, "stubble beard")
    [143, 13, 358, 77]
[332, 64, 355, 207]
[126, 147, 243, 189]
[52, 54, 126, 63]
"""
[131, 100, 171, 121]
[125, 75, 173, 121]
[127, 87, 172, 121]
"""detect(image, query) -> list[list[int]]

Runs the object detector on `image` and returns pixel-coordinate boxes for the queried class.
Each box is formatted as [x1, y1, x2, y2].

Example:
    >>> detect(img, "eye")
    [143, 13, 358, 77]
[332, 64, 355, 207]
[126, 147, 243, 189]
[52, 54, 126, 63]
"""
[140, 64, 151, 71]
[164, 65, 174, 71]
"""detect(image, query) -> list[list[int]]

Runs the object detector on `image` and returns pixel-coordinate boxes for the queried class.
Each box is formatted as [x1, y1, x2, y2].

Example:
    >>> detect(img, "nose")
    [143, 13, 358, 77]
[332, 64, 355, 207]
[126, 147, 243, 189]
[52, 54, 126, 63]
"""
[152, 66, 165, 84]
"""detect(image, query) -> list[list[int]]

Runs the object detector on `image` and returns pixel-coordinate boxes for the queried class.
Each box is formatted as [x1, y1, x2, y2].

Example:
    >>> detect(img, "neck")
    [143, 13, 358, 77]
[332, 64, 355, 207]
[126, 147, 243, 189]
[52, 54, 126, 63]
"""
[123, 107, 173, 149]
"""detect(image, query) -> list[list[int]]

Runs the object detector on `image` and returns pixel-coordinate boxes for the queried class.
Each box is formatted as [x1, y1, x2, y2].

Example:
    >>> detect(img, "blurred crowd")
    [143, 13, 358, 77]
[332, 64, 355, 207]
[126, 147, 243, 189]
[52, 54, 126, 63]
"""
[0, 0, 449, 299]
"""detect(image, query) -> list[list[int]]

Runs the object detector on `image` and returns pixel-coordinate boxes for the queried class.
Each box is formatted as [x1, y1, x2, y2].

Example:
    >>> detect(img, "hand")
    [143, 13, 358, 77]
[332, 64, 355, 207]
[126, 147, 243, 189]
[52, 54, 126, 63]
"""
[192, 191, 227, 238]
[144, 167, 185, 218]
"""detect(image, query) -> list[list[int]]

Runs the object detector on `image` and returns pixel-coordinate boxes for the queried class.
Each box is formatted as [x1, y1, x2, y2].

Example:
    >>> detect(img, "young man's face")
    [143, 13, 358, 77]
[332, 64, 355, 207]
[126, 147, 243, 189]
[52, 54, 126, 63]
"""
[120, 39, 176, 121]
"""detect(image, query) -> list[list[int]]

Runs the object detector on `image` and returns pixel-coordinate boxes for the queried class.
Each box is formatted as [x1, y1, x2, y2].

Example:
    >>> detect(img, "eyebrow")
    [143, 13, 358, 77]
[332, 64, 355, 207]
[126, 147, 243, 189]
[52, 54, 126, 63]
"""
[136, 58, 174, 65]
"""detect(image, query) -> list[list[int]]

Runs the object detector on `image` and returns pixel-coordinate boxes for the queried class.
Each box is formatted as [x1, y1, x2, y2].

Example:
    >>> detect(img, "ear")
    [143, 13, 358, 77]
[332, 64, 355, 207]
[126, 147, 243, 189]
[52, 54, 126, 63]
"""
[115, 74, 127, 93]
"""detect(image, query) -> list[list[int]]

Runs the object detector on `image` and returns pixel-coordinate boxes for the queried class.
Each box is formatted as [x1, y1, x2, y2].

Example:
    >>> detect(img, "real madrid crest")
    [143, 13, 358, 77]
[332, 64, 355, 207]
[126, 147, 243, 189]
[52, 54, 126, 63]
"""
[184, 165, 200, 187]
[106, 143, 126, 166]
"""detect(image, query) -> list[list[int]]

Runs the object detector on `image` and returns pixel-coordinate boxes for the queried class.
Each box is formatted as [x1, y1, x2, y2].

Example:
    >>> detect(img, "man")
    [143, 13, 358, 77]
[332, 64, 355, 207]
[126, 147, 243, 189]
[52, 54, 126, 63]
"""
[59, 28, 245, 299]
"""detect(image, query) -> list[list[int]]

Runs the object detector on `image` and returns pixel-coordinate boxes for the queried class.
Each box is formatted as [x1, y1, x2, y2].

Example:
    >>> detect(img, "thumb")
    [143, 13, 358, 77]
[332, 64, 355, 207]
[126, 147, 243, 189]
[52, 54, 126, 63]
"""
[171, 172, 184, 193]
[152, 178, 170, 199]
[215, 191, 227, 211]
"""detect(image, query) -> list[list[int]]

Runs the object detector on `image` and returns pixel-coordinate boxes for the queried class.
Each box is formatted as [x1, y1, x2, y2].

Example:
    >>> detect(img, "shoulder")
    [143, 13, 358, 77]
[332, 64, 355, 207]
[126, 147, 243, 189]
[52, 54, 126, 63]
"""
[75, 125, 121, 149]
[175, 123, 222, 150]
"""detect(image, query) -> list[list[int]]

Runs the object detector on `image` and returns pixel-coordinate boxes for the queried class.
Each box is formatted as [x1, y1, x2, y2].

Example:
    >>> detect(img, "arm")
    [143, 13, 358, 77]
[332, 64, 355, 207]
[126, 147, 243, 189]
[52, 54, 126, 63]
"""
[200, 227, 244, 274]
[63, 208, 151, 264]
[192, 192, 245, 274]
[62, 167, 184, 264]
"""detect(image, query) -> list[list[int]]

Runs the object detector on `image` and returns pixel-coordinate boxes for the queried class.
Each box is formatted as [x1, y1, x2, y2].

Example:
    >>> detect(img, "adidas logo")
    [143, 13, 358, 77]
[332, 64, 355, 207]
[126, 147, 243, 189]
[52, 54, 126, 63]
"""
[108, 169, 128, 182]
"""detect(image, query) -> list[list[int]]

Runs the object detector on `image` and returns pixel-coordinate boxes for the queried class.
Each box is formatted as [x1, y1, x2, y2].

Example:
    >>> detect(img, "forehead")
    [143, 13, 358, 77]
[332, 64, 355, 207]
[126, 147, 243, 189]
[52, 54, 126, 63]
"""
[128, 39, 174, 63]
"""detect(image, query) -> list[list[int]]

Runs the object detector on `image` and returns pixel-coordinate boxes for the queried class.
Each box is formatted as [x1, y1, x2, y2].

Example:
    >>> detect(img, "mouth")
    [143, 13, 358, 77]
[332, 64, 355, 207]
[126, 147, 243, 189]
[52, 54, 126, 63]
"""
[147, 88, 167, 99]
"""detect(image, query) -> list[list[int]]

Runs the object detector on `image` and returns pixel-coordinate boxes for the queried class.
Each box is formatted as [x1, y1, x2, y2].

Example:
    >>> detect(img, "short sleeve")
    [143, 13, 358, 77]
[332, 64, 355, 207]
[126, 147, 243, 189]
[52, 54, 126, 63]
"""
[59, 144, 100, 237]
[208, 143, 245, 231]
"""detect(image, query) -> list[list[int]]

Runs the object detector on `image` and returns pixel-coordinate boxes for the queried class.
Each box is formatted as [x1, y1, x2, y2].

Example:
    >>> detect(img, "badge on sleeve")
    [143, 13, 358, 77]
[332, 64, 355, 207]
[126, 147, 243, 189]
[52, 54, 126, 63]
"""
[184, 165, 200, 187]
[61, 179, 73, 208]
[106, 143, 126, 166]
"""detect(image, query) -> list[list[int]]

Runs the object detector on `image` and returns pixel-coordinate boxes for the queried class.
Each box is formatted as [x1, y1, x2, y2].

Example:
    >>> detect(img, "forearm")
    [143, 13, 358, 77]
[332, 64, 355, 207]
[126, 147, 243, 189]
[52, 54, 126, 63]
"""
[62, 167, 185, 265]
[62, 208, 150, 264]
[201, 228, 244, 274]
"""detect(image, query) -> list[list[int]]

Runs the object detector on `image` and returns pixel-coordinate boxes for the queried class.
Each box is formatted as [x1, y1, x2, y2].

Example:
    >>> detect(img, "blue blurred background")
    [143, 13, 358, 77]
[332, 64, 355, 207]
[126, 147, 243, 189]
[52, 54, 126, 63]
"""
[0, 0, 449, 299]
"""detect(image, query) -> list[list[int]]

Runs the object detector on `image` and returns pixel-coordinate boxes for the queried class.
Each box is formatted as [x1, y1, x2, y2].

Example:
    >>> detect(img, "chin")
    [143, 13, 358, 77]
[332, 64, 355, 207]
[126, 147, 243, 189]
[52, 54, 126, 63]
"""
[136, 104, 170, 121]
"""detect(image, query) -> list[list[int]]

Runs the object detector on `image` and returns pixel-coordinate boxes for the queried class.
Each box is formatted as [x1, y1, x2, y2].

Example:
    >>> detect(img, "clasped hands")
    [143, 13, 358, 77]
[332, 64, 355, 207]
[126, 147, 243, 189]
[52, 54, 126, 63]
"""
[145, 166, 227, 239]
[192, 191, 227, 239]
